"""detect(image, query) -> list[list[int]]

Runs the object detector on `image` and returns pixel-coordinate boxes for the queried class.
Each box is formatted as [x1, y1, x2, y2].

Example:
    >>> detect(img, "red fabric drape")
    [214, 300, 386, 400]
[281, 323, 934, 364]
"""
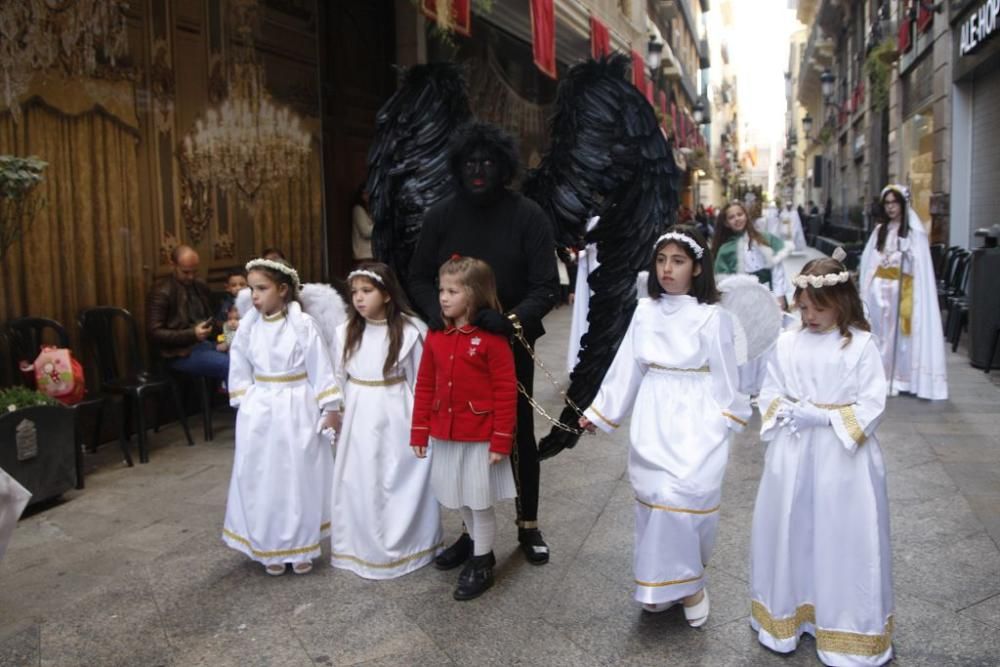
[590, 15, 611, 59]
[421, 0, 472, 37]
[531, 0, 557, 79]
[631, 50, 646, 92]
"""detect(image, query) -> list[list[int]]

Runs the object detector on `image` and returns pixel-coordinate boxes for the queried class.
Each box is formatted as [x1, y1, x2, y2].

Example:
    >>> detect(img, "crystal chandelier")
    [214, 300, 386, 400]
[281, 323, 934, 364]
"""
[180, 0, 310, 210]
[0, 0, 129, 123]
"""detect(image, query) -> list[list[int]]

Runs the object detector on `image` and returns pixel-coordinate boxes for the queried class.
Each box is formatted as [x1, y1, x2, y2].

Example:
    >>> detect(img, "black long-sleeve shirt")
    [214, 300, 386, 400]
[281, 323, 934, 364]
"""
[408, 190, 559, 342]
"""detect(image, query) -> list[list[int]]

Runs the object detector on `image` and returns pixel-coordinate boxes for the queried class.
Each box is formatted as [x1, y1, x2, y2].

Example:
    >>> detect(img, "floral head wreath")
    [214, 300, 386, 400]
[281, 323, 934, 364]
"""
[246, 258, 301, 294]
[880, 183, 911, 204]
[653, 232, 704, 259]
[792, 247, 850, 289]
[346, 268, 385, 285]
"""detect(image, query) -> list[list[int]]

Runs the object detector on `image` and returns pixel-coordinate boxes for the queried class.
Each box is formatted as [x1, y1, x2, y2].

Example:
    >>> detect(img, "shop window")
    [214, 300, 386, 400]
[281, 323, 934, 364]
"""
[900, 109, 934, 230]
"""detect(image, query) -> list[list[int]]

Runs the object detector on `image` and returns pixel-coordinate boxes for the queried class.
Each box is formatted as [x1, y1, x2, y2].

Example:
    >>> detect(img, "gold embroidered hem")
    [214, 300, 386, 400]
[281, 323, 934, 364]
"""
[223, 524, 330, 559]
[262, 311, 286, 322]
[752, 600, 893, 657]
[517, 520, 539, 529]
[723, 411, 748, 426]
[255, 372, 308, 383]
[837, 405, 867, 445]
[229, 388, 248, 399]
[649, 364, 709, 373]
[589, 404, 620, 429]
[762, 397, 782, 424]
[636, 572, 703, 588]
[347, 375, 404, 387]
[315, 386, 342, 402]
[331, 542, 443, 570]
[636, 498, 721, 515]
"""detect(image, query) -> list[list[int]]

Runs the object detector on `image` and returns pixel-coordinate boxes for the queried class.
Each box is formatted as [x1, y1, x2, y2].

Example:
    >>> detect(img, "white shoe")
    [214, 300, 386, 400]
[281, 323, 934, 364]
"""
[683, 589, 709, 627]
[265, 564, 286, 576]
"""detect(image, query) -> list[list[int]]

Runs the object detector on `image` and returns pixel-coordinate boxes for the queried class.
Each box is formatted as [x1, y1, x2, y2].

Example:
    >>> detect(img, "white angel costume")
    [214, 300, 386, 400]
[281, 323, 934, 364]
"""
[778, 206, 807, 252]
[751, 327, 894, 666]
[567, 216, 601, 373]
[223, 302, 341, 566]
[329, 316, 443, 579]
[0, 466, 31, 560]
[859, 211, 948, 400]
[584, 295, 751, 605]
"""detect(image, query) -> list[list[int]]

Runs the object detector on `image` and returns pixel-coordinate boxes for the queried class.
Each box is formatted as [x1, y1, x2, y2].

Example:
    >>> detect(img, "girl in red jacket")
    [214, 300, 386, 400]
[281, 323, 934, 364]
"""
[411, 256, 518, 600]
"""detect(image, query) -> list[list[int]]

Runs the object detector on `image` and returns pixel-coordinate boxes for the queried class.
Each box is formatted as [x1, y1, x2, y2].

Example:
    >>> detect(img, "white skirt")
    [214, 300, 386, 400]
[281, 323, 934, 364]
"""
[429, 438, 517, 510]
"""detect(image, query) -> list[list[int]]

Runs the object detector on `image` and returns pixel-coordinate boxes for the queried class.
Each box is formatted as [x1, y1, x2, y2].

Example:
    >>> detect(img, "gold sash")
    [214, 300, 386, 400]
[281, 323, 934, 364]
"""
[874, 266, 913, 336]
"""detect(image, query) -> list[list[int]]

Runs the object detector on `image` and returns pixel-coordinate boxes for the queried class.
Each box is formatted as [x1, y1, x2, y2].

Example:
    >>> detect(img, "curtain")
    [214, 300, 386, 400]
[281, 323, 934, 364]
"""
[252, 146, 325, 283]
[0, 103, 143, 347]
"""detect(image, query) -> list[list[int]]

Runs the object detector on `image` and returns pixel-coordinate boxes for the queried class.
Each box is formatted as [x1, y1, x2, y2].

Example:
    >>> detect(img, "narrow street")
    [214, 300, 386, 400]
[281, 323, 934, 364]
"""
[2, 301, 998, 666]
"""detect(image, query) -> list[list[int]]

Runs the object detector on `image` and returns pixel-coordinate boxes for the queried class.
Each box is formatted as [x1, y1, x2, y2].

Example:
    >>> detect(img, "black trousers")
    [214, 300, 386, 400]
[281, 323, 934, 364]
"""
[510, 339, 540, 525]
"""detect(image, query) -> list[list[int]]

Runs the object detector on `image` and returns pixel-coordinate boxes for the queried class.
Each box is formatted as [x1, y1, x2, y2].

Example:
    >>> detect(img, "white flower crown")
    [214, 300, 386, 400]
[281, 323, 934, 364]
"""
[792, 270, 850, 289]
[246, 258, 301, 293]
[881, 183, 911, 204]
[346, 269, 384, 285]
[653, 232, 704, 259]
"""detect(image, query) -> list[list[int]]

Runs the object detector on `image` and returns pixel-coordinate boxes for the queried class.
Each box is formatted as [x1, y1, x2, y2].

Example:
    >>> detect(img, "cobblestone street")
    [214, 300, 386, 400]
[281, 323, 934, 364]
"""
[1, 302, 999, 666]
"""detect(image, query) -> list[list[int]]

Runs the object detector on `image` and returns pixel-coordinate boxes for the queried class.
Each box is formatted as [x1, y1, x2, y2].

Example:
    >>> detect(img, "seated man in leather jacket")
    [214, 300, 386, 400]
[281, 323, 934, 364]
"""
[147, 245, 229, 381]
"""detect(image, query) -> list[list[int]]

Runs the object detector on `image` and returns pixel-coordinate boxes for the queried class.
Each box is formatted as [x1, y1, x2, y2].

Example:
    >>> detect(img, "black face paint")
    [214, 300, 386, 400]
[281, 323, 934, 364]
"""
[460, 147, 502, 202]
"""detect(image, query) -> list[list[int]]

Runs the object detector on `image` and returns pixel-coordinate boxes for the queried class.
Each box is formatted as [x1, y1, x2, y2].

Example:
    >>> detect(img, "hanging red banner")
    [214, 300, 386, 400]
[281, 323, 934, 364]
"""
[590, 15, 611, 59]
[531, 0, 557, 79]
[917, 4, 933, 33]
[421, 0, 472, 37]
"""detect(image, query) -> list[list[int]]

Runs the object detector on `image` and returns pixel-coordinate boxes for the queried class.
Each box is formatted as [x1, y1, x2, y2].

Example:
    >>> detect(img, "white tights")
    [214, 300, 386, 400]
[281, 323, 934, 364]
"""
[460, 506, 496, 556]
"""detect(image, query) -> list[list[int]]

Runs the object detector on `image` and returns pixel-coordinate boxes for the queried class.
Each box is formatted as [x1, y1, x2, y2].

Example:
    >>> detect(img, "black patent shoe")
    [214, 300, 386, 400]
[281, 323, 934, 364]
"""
[518, 527, 550, 565]
[434, 532, 473, 570]
[453, 552, 496, 601]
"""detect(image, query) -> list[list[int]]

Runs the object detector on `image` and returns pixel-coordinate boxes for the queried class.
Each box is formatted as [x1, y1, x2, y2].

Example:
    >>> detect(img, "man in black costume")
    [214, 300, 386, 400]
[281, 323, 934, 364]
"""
[409, 122, 559, 574]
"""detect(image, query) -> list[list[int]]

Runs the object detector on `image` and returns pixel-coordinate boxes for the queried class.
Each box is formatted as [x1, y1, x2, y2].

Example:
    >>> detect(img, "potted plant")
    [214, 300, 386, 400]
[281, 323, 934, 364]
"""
[0, 155, 48, 261]
[0, 387, 76, 504]
[864, 40, 894, 112]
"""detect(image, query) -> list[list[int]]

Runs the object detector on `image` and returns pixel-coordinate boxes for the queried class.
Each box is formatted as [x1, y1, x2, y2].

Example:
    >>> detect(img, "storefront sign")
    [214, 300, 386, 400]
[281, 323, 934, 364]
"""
[960, 0, 1000, 56]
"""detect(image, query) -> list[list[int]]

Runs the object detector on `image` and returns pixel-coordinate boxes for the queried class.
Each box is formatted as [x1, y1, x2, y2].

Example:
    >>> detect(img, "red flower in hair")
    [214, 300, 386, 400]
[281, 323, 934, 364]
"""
[450, 253, 462, 260]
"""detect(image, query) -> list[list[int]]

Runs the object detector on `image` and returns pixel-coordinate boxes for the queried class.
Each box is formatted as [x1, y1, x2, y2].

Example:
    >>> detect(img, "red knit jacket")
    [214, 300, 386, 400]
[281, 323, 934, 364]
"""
[410, 325, 517, 454]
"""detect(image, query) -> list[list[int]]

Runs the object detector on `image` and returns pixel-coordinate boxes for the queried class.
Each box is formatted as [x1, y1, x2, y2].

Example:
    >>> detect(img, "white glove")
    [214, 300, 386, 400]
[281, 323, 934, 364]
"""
[778, 401, 830, 435]
[316, 416, 338, 443]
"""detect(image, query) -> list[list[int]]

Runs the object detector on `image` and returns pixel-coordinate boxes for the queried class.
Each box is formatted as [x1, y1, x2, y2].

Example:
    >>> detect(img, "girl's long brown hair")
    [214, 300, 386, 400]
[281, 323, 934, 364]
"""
[875, 187, 910, 253]
[342, 263, 415, 378]
[712, 201, 772, 252]
[793, 257, 870, 347]
[438, 256, 502, 327]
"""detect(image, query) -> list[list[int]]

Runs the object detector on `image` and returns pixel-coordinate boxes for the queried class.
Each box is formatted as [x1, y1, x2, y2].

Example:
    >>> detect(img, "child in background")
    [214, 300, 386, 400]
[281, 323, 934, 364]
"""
[750, 253, 894, 665]
[579, 225, 750, 627]
[216, 270, 248, 324]
[329, 263, 442, 579]
[223, 257, 342, 576]
[411, 256, 518, 601]
[216, 305, 241, 353]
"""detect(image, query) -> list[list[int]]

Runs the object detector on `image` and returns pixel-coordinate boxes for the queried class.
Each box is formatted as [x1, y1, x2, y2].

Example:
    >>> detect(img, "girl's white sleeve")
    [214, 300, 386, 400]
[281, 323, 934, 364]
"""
[758, 345, 787, 441]
[404, 330, 425, 395]
[708, 309, 751, 432]
[583, 311, 644, 433]
[227, 324, 253, 408]
[330, 327, 348, 390]
[304, 320, 342, 412]
[829, 337, 887, 453]
[770, 259, 789, 298]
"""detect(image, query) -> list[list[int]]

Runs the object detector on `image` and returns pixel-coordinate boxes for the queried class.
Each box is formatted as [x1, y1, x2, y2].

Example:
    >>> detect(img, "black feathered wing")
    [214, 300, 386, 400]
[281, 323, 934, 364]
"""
[523, 55, 680, 459]
[366, 64, 472, 279]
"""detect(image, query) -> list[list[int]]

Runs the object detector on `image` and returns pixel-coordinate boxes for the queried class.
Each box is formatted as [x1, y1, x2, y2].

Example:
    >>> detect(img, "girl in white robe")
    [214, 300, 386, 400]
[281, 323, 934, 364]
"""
[859, 184, 948, 400]
[580, 226, 751, 627]
[329, 264, 442, 579]
[751, 255, 894, 666]
[224, 258, 342, 576]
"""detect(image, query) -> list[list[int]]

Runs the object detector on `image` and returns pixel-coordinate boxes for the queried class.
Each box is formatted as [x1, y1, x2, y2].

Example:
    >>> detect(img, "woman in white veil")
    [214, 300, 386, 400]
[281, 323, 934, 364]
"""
[859, 184, 948, 400]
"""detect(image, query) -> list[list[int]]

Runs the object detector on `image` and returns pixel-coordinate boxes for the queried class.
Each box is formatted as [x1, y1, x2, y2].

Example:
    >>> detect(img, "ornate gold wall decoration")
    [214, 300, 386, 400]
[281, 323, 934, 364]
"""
[213, 233, 235, 260]
[177, 144, 214, 243]
[150, 39, 175, 134]
[160, 231, 180, 264]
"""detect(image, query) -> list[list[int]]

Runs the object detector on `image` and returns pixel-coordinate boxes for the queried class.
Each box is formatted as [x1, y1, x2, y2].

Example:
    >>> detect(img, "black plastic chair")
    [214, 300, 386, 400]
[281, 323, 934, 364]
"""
[945, 254, 974, 352]
[4, 317, 106, 489]
[78, 307, 193, 465]
[929, 243, 946, 279]
[937, 246, 964, 308]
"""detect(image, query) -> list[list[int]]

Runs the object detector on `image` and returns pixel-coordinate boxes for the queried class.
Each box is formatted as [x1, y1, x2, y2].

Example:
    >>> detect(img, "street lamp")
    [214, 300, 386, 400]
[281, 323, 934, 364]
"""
[646, 35, 663, 72]
[693, 101, 705, 124]
[820, 68, 835, 100]
[802, 113, 814, 136]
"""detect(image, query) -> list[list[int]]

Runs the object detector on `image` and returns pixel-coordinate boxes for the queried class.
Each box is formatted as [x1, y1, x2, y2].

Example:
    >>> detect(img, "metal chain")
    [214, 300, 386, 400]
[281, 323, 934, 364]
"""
[516, 381, 585, 435]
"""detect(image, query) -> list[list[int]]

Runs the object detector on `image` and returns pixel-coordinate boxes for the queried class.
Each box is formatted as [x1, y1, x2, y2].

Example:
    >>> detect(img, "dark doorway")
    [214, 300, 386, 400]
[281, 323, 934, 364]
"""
[318, 0, 396, 280]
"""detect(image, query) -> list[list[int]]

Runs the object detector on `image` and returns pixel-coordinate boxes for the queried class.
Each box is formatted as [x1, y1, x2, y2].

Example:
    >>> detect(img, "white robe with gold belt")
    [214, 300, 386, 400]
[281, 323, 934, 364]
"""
[223, 303, 341, 565]
[751, 327, 894, 666]
[329, 317, 442, 579]
[584, 295, 750, 605]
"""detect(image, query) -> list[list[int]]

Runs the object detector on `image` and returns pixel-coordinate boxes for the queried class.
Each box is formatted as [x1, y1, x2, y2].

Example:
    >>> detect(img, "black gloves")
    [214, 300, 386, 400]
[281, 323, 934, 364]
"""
[474, 309, 514, 337]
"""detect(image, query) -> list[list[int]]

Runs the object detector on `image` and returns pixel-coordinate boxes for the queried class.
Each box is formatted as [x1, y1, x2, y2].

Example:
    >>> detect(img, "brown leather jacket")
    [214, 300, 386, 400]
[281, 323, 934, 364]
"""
[146, 276, 216, 358]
